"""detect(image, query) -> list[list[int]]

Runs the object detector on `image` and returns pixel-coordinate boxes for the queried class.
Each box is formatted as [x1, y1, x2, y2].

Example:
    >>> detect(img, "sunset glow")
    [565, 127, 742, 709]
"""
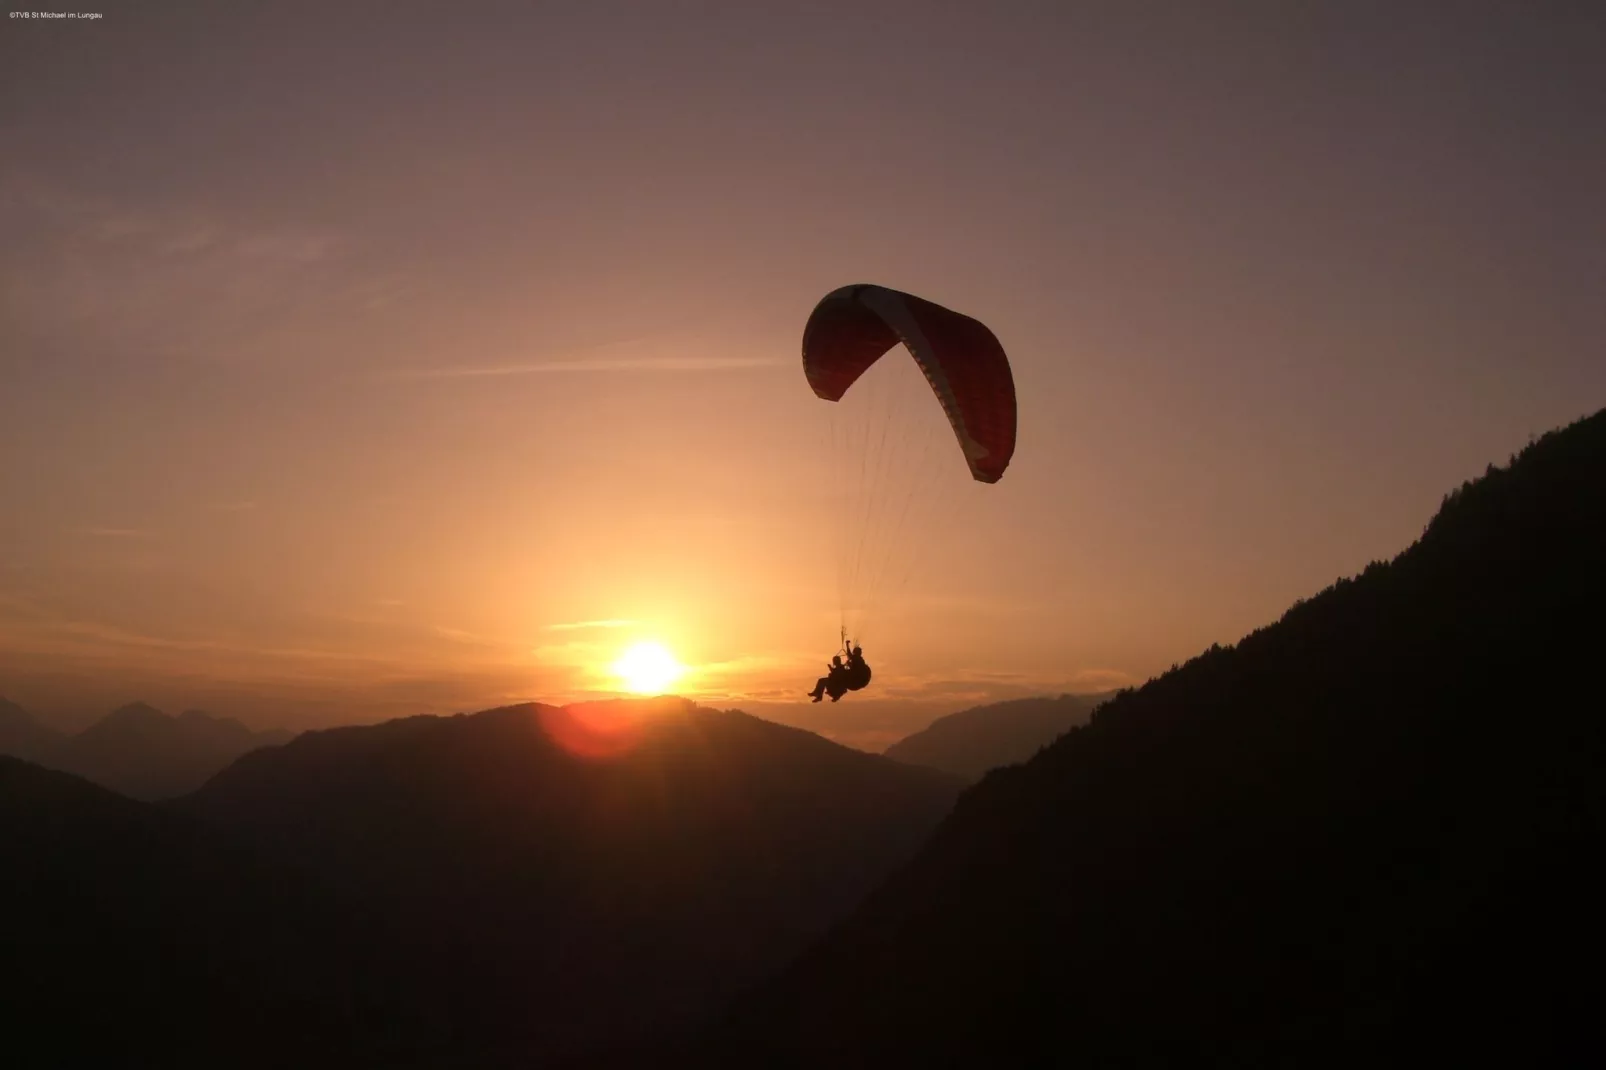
[2, 5, 1600, 753]
[611, 641, 684, 695]
[0, 7, 1597, 1066]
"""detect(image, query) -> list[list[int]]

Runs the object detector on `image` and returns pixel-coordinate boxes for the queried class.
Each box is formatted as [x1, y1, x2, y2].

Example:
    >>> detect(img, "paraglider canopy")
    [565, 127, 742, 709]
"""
[802, 283, 1017, 484]
[801, 282, 1018, 663]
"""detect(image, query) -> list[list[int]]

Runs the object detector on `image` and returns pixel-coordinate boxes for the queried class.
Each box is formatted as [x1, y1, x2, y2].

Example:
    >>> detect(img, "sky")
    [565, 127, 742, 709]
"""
[3, 2, 1603, 747]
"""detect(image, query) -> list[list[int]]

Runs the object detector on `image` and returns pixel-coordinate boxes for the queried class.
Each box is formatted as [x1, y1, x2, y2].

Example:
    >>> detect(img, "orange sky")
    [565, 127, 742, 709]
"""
[3, 4, 1603, 747]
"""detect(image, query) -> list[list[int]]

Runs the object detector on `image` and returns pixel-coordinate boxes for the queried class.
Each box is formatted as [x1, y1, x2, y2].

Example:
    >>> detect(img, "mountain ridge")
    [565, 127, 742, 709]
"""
[0, 700, 296, 800]
[0, 754, 439, 1067]
[0, 695, 66, 763]
[882, 692, 1113, 780]
[178, 697, 964, 1061]
[698, 408, 1606, 1067]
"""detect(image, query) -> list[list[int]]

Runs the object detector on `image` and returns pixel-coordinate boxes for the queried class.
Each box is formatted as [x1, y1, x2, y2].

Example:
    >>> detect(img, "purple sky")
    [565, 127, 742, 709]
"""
[3, 2, 1603, 747]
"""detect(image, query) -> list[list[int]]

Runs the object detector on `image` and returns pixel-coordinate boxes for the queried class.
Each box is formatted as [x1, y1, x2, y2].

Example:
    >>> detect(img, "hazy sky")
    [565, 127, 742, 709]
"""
[3, 2, 1603, 746]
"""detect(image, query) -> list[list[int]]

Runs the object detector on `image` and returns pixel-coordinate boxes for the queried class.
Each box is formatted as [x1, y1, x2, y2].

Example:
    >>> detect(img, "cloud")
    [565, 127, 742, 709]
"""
[1065, 667, 1140, 691]
[1, 175, 375, 365]
[75, 527, 153, 539]
[389, 356, 783, 379]
[545, 619, 639, 631]
[0, 616, 381, 666]
[205, 501, 259, 513]
[233, 232, 341, 264]
[10, 183, 341, 267]
[430, 625, 512, 649]
[682, 653, 796, 692]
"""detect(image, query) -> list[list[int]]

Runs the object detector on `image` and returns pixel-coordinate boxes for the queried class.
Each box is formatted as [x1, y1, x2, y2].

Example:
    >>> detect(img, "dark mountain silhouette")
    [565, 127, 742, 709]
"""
[0, 695, 65, 762]
[0, 756, 444, 1068]
[694, 410, 1606, 1068]
[883, 692, 1112, 781]
[44, 701, 293, 800]
[180, 698, 962, 1061]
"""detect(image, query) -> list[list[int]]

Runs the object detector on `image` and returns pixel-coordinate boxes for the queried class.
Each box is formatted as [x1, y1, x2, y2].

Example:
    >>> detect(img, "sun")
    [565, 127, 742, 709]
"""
[611, 640, 684, 695]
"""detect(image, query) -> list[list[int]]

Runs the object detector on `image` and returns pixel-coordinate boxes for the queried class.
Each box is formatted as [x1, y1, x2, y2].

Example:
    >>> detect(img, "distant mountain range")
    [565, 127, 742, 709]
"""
[695, 408, 1606, 1066]
[4, 697, 962, 1065]
[0, 700, 292, 800]
[883, 693, 1113, 781]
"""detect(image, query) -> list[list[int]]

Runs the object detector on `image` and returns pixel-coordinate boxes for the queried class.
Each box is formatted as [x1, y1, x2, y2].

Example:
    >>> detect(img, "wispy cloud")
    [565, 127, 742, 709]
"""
[12, 183, 342, 267]
[75, 527, 154, 539]
[545, 619, 638, 631]
[390, 356, 782, 380]
[432, 625, 496, 645]
[1065, 667, 1139, 691]
[1, 175, 375, 365]
[0, 616, 377, 665]
[233, 232, 341, 264]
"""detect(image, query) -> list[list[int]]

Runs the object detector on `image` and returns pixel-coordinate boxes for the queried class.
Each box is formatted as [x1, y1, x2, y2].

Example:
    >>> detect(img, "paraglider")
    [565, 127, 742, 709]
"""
[806, 638, 874, 703]
[801, 284, 1016, 700]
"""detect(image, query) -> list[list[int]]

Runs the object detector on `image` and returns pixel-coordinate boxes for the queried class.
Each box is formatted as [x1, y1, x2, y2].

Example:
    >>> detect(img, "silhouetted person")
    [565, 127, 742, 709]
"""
[808, 656, 850, 703]
[842, 643, 872, 692]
